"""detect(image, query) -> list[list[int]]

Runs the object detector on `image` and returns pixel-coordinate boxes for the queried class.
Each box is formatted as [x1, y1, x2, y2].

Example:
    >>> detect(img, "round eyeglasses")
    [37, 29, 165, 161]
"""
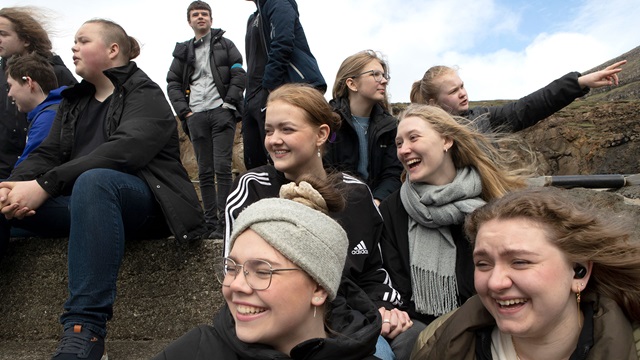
[354, 69, 390, 82]
[215, 257, 300, 290]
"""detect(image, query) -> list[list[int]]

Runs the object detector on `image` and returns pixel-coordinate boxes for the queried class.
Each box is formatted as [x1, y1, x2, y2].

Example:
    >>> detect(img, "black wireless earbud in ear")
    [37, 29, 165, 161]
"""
[574, 265, 587, 279]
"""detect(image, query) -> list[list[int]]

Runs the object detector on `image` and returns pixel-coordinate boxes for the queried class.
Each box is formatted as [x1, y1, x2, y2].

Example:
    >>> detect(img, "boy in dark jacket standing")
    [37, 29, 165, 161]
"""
[167, 1, 246, 239]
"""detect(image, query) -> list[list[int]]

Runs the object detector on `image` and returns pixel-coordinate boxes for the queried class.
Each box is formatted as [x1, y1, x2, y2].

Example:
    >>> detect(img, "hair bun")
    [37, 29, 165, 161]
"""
[279, 181, 328, 214]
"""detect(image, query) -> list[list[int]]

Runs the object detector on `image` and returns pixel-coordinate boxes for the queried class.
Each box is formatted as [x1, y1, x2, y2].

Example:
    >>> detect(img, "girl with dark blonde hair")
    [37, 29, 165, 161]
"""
[379, 104, 529, 359]
[412, 186, 640, 359]
[324, 50, 403, 204]
[225, 83, 404, 360]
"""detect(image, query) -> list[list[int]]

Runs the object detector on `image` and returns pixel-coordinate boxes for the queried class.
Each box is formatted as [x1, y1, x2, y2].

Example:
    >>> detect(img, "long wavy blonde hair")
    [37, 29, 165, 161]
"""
[399, 104, 533, 200]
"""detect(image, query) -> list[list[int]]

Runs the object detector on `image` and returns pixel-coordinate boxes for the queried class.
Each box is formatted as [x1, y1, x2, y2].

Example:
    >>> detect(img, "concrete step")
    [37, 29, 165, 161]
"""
[0, 237, 225, 358]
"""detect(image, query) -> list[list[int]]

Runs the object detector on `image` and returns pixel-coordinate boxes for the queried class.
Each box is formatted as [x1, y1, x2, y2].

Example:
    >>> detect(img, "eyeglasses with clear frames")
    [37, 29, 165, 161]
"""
[354, 69, 390, 82]
[215, 257, 300, 291]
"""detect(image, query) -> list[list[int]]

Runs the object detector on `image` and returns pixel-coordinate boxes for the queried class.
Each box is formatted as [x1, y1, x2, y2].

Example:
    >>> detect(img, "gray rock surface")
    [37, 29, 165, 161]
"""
[0, 238, 225, 358]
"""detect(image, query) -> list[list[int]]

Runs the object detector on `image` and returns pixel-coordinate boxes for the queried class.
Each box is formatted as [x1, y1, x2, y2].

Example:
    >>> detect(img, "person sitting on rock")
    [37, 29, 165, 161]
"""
[224, 83, 404, 360]
[412, 186, 640, 359]
[154, 180, 381, 359]
[324, 50, 403, 204]
[0, 19, 206, 359]
[6, 52, 66, 168]
[379, 104, 533, 359]
[410, 60, 626, 133]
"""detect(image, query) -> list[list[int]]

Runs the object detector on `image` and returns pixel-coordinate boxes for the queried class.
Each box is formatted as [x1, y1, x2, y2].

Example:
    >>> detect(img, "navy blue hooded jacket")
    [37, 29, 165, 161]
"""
[257, 0, 326, 91]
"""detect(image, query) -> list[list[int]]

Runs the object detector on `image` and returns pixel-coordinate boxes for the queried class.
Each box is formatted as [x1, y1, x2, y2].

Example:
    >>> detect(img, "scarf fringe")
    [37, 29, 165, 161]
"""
[411, 266, 459, 316]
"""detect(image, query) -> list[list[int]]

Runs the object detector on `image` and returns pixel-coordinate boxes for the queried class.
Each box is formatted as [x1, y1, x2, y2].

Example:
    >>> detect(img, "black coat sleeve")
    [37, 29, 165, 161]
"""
[371, 132, 402, 201]
[166, 43, 190, 121]
[484, 71, 589, 132]
[222, 38, 246, 108]
[339, 183, 402, 309]
[378, 193, 412, 312]
[261, 0, 297, 90]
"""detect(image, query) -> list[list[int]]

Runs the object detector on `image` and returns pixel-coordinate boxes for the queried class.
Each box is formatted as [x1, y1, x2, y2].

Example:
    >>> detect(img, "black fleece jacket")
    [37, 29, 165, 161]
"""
[324, 97, 402, 201]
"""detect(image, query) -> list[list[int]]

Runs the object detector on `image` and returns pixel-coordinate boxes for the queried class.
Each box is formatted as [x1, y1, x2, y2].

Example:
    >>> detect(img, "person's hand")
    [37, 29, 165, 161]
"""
[578, 60, 627, 89]
[0, 186, 11, 207]
[0, 181, 49, 220]
[378, 307, 413, 339]
[185, 112, 194, 119]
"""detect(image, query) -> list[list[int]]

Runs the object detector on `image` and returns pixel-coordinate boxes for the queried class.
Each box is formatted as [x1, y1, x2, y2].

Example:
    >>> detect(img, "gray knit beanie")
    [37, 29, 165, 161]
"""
[229, 197, 348, 300]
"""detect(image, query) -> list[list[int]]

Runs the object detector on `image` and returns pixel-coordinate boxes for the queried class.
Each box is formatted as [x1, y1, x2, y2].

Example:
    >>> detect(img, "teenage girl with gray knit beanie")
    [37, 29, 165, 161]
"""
[155, 180, 382, 359]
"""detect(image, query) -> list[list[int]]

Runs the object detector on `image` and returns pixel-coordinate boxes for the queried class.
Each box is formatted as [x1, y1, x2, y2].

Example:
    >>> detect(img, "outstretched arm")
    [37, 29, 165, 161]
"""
[578, 60, 626, 89]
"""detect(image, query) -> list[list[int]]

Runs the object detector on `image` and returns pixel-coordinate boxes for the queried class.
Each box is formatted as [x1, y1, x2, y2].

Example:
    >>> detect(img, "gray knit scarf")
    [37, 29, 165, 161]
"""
[400, 167, 485, 316]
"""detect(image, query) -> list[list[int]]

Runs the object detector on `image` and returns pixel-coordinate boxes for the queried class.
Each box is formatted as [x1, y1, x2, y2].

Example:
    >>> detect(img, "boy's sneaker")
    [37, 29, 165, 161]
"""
[52, 324, 108, 360]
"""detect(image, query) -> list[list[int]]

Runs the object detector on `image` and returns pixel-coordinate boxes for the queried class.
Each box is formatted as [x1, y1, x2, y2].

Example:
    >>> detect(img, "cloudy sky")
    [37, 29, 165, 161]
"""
[10, 0, 640, 103]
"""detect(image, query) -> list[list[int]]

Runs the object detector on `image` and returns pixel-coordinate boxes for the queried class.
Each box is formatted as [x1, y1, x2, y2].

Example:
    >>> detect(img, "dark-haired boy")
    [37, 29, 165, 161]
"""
[167, 0, 246, 239]
[6, 53, 66, 168]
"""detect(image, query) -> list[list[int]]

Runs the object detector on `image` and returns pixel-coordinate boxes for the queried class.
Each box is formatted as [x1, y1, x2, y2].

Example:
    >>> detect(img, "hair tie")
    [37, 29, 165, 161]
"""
[280, 181, 328, 213]
[329, 132, 337, 143]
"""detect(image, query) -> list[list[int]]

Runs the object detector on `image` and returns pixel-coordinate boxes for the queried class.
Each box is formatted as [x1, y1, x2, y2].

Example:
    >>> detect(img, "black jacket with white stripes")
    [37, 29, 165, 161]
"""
[224, 165, 402, 309]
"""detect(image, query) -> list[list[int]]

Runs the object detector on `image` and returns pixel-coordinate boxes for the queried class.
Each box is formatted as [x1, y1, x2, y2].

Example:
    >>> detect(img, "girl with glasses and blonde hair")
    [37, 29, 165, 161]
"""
[324, 50, 403, 205]
[156, 180, 381, 359]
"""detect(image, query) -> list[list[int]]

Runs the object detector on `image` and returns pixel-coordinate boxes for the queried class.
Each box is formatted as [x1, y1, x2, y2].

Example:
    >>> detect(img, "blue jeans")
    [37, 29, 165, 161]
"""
[0, 195, 71, 258]
[187, 107, 236, 227]
[1, 169, 169, 337]
[375, 335, 396, 360]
